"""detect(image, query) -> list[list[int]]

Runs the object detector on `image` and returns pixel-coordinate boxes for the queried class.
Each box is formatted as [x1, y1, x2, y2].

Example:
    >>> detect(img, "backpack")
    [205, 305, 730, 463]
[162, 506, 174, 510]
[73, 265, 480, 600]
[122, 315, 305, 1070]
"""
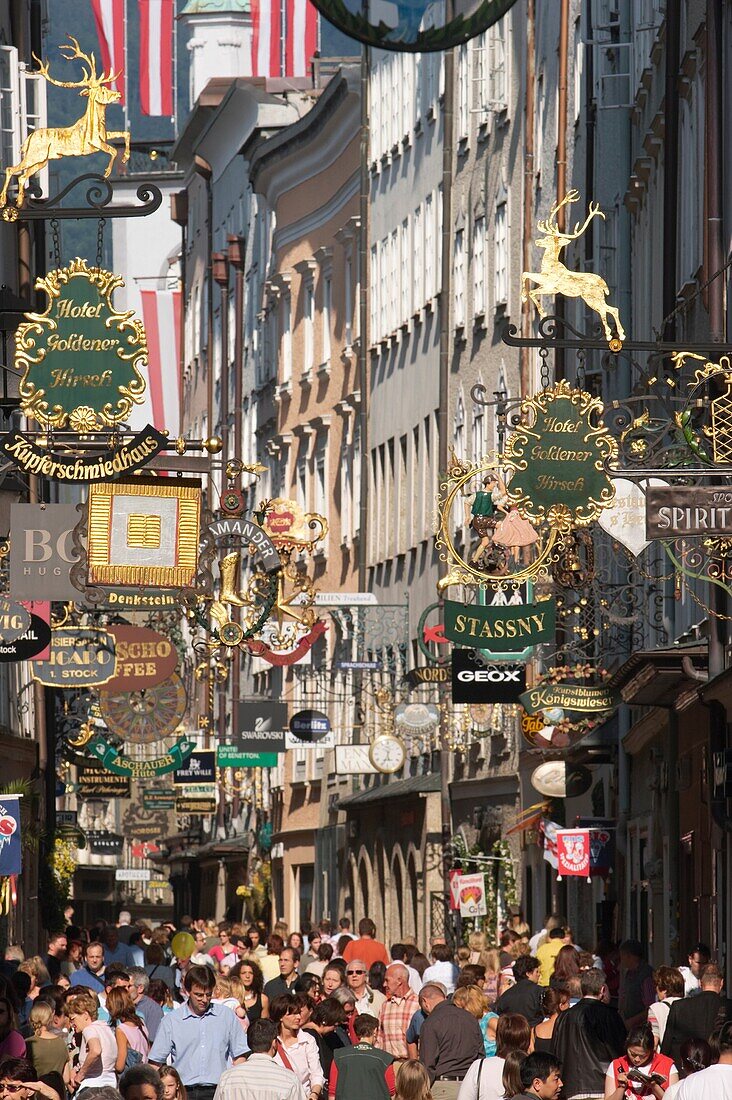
[124, 1047, 142, 1070]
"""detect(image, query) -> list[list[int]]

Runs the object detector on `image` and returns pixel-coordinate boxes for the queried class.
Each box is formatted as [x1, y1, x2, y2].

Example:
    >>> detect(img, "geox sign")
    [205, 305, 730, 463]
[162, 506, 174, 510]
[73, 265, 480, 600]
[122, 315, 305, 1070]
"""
[451, 650, 526, 704]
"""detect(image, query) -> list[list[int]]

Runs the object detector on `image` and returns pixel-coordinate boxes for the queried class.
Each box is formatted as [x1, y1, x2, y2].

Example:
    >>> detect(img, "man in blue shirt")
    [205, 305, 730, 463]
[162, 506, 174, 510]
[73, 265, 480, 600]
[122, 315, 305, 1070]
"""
[102, 927, 136, 967]
[149, 963, 248, 1100]
[69, 942, 106, 994]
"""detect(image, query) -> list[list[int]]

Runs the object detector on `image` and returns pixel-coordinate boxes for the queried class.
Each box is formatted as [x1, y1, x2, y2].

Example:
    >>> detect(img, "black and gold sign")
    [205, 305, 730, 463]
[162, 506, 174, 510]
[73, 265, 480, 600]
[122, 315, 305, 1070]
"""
[16, 259, 147, 430]
[520, 683, 616, 715]
[32, 627, 115, 687]
[0, 599, 31, 644]
[0, 426, 167, 482]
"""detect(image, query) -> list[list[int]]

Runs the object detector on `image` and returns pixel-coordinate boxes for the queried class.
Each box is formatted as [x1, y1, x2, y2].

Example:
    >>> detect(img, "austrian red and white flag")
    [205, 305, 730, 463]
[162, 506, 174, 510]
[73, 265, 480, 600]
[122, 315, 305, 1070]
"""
[90, 0, 125, 103]
[140, 289, 181, 436]
[138, 0, 175, 116]
[556, 828, 592, 881]
[252, 0, 318, 78]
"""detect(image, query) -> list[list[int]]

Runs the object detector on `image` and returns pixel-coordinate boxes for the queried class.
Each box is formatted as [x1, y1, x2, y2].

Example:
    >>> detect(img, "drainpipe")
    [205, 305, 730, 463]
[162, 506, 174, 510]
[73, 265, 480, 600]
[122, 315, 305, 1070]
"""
[228, 233, 246, 822]
[437, 42, 456, 912]
[662, 0, 680, 340]
[212, 251, 230, 835]
[357, 47, 370, 592]
[554, 0, 569, 381]
[520, 0, 535, 400]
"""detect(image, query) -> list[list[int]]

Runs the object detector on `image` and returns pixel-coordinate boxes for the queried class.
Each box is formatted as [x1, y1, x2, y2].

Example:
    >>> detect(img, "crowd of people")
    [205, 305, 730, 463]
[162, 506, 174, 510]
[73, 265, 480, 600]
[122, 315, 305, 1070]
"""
[0, 909, 729, 1100]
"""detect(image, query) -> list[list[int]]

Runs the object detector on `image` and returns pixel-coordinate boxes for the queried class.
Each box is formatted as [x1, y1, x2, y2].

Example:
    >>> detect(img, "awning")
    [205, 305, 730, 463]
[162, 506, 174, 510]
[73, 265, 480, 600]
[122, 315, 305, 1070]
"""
[338, 772, 441, 808]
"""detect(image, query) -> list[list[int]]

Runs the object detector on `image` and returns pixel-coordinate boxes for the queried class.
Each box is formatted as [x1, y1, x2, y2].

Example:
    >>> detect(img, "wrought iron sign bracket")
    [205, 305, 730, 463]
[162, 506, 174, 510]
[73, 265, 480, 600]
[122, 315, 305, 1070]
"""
[2, 174, 163, 222]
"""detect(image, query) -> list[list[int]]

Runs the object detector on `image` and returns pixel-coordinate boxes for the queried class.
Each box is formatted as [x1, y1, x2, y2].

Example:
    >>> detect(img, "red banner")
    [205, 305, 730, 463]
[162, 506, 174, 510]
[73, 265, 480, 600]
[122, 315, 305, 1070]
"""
[556, 828, 591, 880]
[246, 620, 327, 666]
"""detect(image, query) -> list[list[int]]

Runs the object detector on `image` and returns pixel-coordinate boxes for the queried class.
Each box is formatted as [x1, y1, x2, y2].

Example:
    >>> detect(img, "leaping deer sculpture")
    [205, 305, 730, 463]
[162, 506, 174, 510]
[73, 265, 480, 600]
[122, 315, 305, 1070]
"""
[521, 190, 625, 345]
[0, 36, 130, 210]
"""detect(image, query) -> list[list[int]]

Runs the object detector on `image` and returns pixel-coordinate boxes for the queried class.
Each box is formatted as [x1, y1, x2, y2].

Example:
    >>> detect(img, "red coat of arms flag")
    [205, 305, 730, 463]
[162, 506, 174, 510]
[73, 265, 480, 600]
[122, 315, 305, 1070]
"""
[556, 828, 591, 881]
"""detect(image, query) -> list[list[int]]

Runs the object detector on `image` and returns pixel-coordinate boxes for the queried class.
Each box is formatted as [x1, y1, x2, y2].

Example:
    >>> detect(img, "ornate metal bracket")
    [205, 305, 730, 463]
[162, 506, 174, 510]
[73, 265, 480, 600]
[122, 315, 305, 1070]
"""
[2, 174, 162, 221]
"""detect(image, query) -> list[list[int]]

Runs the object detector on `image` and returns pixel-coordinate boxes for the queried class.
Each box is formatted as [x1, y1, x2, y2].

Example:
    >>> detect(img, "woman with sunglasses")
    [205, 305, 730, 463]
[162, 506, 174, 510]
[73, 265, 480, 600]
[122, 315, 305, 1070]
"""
[0, 1058, 63, 1100]
[270, 994, 325, 1100]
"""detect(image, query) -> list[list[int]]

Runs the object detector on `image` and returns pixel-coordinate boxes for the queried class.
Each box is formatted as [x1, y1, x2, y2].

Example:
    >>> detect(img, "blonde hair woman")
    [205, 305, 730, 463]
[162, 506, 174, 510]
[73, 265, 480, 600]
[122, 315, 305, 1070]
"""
[395, 1060, 432, 1100]
[26, 1002, 71, 1085]
[454, 984, 498, 1057]
[478, 948, 502, 1007]
[468, 932, 486, 965]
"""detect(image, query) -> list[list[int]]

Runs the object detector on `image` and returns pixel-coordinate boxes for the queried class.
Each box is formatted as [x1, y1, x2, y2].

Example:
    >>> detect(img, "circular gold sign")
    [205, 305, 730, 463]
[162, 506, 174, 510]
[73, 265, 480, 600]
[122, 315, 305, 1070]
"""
[99, 671, 187, 744]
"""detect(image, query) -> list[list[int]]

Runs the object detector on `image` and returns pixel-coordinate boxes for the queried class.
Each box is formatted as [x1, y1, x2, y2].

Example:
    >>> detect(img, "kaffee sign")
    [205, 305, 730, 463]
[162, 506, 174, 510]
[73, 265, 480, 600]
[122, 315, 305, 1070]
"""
[103, 626, 178, 692]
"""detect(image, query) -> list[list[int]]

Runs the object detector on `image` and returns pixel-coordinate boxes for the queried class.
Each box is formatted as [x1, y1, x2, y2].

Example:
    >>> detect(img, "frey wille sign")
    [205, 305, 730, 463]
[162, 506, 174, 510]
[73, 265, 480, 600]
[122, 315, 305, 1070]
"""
[444, 599, 556, 651]
[16, 259, 147, 431]
[646, 486, 732, 537]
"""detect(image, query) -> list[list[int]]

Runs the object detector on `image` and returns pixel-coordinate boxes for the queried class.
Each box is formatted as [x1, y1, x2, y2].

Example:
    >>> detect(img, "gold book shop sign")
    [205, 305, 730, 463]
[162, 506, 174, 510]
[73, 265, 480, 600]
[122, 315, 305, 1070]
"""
[16, 259, 147, 431]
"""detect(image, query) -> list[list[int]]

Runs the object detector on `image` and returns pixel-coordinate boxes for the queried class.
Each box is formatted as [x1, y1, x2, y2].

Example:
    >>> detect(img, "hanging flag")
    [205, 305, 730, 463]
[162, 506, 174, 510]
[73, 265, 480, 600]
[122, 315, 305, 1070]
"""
[540, 819, 559, 869]
[556, 828, 591, 881]
[90, 0, 126, 103]
[0, 797, 22, 877]
[140, 289, 181, 436]
[252, 0, 281, 78]
[138, 0, 175, 116]
[285, 0, 319, 78]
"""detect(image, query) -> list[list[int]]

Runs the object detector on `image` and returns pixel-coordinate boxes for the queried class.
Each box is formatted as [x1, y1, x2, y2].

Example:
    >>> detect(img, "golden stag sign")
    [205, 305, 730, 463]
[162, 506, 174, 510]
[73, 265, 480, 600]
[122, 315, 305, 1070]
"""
[522, 190, 625, 347]
[0, 37, 130, 211]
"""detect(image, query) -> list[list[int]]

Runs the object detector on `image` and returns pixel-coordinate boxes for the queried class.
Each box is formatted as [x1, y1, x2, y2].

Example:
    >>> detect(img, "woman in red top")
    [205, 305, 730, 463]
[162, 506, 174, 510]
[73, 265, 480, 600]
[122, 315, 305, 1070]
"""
[605, 1025, 677, 1100]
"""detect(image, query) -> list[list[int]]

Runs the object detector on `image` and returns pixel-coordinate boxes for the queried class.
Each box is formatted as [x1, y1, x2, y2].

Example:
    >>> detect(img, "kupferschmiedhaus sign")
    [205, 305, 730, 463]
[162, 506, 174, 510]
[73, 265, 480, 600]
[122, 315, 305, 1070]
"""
[15, 259, 147, 431]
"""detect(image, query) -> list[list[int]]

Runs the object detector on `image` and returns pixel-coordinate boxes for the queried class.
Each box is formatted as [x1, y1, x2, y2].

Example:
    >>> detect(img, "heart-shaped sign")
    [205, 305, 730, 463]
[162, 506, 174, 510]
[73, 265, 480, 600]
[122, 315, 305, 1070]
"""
[599, 478, 667, 556]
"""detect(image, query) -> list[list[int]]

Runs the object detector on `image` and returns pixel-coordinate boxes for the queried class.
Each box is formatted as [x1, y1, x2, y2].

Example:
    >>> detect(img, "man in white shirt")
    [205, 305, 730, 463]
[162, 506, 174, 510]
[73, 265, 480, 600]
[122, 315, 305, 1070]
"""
[678, 943, 711, 997]
[422, 944, 459, 996]
[346, 958, 386, 1016]
[677, 1020, 732, 1097]
[214, 1019, 305, 1100]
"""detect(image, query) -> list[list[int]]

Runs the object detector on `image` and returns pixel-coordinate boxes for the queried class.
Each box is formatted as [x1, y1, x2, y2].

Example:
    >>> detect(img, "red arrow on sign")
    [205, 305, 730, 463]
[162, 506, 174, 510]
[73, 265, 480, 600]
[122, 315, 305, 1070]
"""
[423, 624, 448, 644]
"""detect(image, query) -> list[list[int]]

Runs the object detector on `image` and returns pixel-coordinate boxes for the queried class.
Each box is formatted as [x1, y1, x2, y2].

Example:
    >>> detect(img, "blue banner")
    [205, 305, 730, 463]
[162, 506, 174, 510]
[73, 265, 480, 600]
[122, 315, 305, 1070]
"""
[0, 797, 21, 876]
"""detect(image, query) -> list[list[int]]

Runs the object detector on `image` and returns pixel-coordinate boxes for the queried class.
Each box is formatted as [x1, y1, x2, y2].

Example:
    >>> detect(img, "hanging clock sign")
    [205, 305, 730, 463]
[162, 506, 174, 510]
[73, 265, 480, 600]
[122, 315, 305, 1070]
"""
[99, 671, 188, 745]
[16, 259, 147, 431]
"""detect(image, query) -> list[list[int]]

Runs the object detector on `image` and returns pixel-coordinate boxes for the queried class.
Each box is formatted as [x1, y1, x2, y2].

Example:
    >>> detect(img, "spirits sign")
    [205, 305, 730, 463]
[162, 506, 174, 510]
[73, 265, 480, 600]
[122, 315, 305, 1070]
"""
[646, 485, 732, 537]
[16, 260, 147, 431]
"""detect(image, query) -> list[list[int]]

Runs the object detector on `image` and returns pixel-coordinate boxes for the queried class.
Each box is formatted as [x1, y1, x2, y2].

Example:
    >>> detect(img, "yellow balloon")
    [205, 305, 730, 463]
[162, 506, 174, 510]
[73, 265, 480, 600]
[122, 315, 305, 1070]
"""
[171, 932, 196, 960]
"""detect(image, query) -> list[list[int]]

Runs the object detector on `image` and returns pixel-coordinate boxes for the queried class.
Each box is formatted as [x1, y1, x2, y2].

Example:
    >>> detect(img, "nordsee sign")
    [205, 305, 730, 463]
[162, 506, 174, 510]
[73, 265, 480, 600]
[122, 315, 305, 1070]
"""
[444, 599, 555, 650]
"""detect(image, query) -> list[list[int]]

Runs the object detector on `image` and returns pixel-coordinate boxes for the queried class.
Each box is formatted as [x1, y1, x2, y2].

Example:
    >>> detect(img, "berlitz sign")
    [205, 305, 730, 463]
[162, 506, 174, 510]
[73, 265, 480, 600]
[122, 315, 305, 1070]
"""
[646, 486, 732, 537]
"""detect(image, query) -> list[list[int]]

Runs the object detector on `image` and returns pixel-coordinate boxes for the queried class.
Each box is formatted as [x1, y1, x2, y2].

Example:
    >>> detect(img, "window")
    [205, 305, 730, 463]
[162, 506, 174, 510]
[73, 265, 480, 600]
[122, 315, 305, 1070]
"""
[494, 195, 508, 307]
[390, 55, 400, 148]
[0, 47, 19, 170]
[352, 422, 361, 539]
[573, 16, 583, 122]
[389, 230, 399, 332]
[19, 61, 47, 193]
[402, 55, 414, 138]
[315, 438, 327, 518]
[458, 44, 469, 142]
[488, 18, 508, 110]
[322, 274, 332, 365]
[454, 229, 465, 328]
[472, 407, 485, 460]
[400, 219, 410, 324]
[281, 292, 292, 383]
[304, 280, 314, 373]
[379, 240, 388, 336]
[474, 34, 491, 124]
[535, 74, 544, 179]
[425, 194, 434, 301]
[344, 249, 353, 347]
[413, 204, 423, 312]
[454, 394, 465, 455]
[297, 455, 307, 509]
[372, 63, 382, 162]
[369, 245, 378, 339]
[473, 216, 486, 316]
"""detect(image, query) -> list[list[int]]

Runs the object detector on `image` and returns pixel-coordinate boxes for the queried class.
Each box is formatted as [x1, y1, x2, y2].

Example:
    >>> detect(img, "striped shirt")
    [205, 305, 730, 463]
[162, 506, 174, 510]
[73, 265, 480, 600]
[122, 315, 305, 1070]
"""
[377, 992, 420, 1059]
[214, 1055, 306, 1100]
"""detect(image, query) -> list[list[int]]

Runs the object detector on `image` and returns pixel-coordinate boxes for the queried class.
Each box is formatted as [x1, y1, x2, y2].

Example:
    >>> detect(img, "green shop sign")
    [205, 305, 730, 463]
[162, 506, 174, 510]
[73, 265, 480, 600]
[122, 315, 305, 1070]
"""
[217, 747, 278, 768]
[16, 258, 147, 430]
[87, 734, 196, 778]
[520, 683, 617, 716]
[504, 381, 617, 527]
[444, 599, 555, 651]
